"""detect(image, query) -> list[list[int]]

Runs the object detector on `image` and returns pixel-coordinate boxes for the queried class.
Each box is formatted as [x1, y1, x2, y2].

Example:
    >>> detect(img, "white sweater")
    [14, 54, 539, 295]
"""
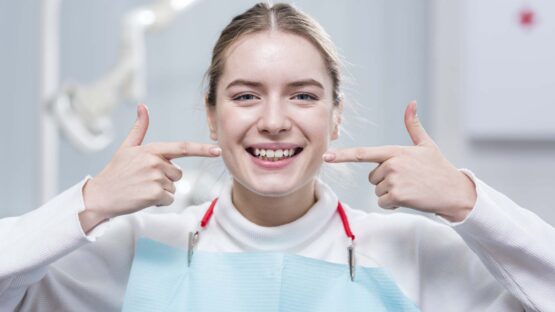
[1, 170, 554, 311]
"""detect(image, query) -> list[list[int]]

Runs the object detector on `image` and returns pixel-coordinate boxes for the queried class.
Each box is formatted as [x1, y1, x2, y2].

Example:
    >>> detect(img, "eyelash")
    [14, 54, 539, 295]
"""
[232, 93, 318, 102]
[233, 94, 259, 101]
[292, 93, 318, 101]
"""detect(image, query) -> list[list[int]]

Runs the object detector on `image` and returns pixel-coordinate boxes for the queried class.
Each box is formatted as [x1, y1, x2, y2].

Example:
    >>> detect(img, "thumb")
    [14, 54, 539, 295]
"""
[404, 100, 431, 146]
[121, 104, 149, 148]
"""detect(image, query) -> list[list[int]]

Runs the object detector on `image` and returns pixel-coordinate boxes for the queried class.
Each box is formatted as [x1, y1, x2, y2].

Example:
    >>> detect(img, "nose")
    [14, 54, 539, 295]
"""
[257, 97, 292, 135]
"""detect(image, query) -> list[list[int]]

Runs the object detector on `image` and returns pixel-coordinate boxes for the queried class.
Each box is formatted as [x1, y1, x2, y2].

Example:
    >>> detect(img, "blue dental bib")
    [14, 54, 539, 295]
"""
[122, 237, 420, 311]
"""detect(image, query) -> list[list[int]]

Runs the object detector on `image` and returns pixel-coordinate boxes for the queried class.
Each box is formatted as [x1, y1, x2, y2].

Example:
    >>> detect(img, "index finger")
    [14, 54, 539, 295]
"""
[145, 142, 222, 159]
[323, 146, 400, 163]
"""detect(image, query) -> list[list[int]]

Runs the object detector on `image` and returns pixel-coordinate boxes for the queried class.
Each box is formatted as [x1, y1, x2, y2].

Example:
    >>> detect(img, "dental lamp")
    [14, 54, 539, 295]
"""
[50, 0, 199, 152]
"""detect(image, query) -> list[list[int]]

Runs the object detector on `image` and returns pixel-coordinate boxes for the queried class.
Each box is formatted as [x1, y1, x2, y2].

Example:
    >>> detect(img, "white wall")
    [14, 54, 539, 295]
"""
[0, 0, 40, 217]
[430, 1, 555, 225]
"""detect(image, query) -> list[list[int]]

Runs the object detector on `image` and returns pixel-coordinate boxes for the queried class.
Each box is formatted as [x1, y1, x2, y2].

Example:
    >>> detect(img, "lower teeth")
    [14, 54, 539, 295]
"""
[257, 156, 291, 161]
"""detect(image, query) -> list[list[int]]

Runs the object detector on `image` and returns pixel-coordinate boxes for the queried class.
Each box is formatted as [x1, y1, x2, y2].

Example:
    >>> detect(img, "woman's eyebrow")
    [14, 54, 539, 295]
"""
[287, 79, 324, 89]
[225, 79, 324, 90]
[225, 79, 263, 90]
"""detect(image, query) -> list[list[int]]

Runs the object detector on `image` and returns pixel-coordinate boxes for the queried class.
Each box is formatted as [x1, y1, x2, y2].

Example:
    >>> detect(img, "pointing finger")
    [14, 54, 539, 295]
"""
[323, 146, 401, 164]
[145, 142, 222, 159]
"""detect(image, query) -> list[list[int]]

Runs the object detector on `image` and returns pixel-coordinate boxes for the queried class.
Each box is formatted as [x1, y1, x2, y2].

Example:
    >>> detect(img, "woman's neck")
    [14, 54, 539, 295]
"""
[231, 179, 317, 227]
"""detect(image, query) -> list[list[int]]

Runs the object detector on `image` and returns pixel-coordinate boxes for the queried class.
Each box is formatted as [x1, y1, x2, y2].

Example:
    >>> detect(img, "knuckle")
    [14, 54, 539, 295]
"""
[392, 145, 404, 154]
[378, 199, 397, 210]
[354, 148, 365, 161]
[179, 142, 190, 155]
[386, 174, 397, 186]
[388, 188, 401, 202]
[116, 148, 130, 157]
[203, 145, 212, 155]
[389, 158, 405, 173]
[383, 160, 396, 173]
[151, 171, 166, 183]
[122, 148, 139, 160]
[146, 155, 161, 169]
[165, 194, 175, 205]
[389, 190, 407, 207]
[154, 185, 167, 198]
[142, 144, 156, 155]
[396, 145, 408, 156]
[145, 186, 163, 205]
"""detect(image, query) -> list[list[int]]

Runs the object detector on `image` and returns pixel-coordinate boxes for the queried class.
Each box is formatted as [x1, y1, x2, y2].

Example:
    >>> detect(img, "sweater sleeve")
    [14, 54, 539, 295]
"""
[0, 178, 115, 311]
[440, 169, 555, 311]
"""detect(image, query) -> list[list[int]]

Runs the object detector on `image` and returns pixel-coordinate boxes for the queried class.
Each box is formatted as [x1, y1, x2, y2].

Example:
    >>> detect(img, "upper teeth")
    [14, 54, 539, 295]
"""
[254, 148, 295, 158]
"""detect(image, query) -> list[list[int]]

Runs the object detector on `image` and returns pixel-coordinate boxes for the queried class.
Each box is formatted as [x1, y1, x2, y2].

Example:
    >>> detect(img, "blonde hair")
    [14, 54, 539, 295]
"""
[205, 2, 343, 107]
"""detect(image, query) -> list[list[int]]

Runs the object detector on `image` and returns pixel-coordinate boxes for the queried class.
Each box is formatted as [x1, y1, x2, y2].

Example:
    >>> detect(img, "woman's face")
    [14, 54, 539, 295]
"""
[207, 30, 341, 197]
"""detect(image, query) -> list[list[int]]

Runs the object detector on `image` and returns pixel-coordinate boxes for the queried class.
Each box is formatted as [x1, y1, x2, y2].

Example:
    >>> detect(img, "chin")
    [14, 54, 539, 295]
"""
[236, 175, 311, 198]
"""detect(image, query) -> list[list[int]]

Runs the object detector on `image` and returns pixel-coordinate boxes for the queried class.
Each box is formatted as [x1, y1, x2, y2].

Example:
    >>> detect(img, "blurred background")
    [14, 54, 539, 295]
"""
[1, 0, 554, 225]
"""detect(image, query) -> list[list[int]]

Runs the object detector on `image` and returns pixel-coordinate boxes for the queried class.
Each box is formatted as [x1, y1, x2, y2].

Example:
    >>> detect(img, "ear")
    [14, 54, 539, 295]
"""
[330, 100, 343, 140]
[205, 94, 218, 141]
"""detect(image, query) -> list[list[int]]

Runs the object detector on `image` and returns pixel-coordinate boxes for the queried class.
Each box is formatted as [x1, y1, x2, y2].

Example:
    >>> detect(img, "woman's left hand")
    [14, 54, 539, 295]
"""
[323, 101, 477, 222]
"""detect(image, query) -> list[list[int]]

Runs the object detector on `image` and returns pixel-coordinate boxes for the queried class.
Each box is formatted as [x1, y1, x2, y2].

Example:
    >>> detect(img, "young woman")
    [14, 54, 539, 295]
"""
[1, 3, 554, 311]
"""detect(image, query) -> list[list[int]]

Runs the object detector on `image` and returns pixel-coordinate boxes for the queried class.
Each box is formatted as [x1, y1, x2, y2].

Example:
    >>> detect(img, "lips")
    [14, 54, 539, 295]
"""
[245, 143, 304, 158]
[246, 142, 304, 150]
[244, 142, 305, 170]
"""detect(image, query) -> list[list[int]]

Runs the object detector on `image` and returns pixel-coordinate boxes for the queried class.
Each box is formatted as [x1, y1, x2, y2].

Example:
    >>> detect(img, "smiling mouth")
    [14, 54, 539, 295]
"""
[245, 147, 304, 162]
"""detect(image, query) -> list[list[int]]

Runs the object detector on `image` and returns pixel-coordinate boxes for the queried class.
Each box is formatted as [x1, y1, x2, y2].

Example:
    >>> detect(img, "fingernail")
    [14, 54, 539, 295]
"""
[209, 147, 222, 156]
[322, 152, 335, 162]
[137, 103, 148, 119]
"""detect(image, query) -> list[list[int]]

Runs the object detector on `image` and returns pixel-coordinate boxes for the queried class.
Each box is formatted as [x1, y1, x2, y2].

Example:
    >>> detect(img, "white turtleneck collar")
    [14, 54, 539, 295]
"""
[213, 178, 339, 252]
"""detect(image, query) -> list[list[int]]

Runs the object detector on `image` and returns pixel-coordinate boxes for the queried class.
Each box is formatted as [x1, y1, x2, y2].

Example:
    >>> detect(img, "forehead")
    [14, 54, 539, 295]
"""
[220, 30, 332, 89]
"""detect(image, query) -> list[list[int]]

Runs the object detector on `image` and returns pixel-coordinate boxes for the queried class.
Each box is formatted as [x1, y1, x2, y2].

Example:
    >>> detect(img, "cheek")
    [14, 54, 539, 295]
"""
[215, 105, 256, 145]
[292, 108, 334, 147]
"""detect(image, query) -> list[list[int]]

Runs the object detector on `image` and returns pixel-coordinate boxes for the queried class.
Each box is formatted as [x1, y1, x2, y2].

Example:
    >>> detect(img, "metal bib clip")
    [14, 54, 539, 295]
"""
[348, 239, 356, 281]
[187, 231, 199, 267]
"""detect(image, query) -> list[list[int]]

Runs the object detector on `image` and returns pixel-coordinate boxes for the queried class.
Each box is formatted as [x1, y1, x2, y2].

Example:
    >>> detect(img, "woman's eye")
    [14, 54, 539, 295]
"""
[233, 94, 258, 101]
[292, 93, 317, 101]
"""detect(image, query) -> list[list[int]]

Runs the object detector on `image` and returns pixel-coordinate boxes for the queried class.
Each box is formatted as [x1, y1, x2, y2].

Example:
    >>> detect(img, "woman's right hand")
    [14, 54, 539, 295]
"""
[78, 104, 221, 233]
